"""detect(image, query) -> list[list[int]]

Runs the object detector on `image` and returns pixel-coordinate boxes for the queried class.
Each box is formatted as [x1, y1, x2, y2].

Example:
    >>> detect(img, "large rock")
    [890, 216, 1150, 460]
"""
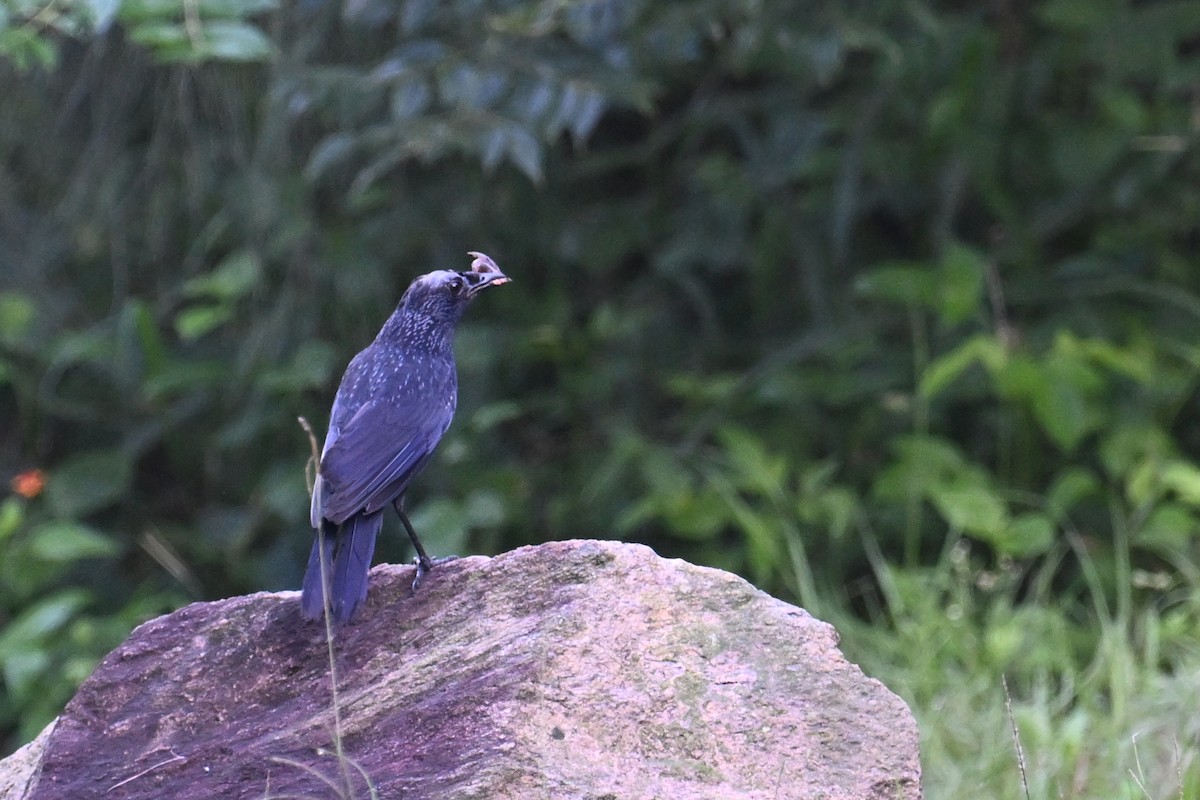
[3, 540, 920, 799]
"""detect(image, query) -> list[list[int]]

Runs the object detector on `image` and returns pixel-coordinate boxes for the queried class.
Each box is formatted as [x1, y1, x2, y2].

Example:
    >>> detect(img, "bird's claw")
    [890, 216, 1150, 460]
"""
[411, 554, 459, 594]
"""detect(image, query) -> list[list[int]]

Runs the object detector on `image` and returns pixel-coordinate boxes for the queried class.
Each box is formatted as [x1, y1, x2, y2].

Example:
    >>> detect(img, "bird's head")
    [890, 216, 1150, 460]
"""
[382, 252, 510, 345]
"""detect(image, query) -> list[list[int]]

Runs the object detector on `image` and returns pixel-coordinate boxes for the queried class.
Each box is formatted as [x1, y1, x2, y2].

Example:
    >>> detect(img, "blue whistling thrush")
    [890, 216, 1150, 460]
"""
[301, 252, 510, 625]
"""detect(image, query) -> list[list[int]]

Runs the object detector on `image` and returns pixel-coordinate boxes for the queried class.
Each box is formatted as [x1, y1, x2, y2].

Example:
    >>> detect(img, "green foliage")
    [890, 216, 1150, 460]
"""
[836, 534, 1200, 799]
[1, 1, 1199, 795]
[0, 0, 277, 68]
[0, 497, 181, 742]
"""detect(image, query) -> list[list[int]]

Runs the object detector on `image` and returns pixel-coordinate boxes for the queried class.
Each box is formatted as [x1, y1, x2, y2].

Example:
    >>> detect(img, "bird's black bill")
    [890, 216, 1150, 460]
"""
[460, 268, 511, 296]
[463, 251, 511, 296]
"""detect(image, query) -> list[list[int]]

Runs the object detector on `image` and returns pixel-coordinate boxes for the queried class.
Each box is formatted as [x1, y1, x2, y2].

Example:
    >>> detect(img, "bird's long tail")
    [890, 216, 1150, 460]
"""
[300, 511, 384, 624]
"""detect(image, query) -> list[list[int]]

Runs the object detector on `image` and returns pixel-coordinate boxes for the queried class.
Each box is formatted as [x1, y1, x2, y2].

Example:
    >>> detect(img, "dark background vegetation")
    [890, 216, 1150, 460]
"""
[1, 1, 1198, 795]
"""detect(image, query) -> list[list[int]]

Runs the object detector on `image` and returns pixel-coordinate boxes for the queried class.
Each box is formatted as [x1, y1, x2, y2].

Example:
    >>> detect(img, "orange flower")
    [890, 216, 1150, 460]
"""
[11, 469, 46, 499]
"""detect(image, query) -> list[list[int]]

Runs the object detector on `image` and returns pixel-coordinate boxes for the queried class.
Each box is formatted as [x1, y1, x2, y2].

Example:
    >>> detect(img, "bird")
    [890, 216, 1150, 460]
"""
[301, 252, 510, 625]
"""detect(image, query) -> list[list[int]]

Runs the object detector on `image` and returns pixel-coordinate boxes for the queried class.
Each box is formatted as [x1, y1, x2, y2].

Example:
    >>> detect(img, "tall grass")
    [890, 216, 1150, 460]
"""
[831, 530, 1200, 799]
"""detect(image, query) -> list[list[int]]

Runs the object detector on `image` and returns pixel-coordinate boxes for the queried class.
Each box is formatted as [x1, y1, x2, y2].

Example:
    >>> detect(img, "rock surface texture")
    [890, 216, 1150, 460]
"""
[3, 539, 920, 800]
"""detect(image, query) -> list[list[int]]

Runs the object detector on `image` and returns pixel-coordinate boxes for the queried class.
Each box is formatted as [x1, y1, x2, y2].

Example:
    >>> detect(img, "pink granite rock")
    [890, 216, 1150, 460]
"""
[3, 539, 920, 799]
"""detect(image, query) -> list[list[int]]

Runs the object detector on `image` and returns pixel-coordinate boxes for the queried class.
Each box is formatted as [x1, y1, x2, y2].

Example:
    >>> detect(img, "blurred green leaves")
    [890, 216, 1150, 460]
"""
[44, 451, 132, 519]
[0, 293, 34, 344]
[27, 521, 119, 562]
[874, 434, 1051, 557]
[0, 493, 160, 744]
[294, 0, 653, 191]
[125, 18, 274, 63]
[0, 0, 277, 68]
[859, 244, 987, 327]
[176, 250, 262, 340]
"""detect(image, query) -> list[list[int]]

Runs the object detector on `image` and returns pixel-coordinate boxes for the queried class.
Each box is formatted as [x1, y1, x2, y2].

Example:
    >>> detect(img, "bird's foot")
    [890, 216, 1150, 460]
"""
[411, 554, 459, 594]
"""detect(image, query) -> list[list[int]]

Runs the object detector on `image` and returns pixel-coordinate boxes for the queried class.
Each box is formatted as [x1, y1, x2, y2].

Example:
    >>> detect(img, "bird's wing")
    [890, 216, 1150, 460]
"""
[316, 397, 454, 525]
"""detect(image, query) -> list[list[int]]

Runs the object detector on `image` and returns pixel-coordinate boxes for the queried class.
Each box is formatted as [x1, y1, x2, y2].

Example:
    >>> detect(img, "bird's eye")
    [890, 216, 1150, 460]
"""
[448, 277, 464, 295]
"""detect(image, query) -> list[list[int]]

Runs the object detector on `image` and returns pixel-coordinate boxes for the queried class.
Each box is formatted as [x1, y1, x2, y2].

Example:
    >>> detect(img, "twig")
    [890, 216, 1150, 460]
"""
[1002, 675, 1031, 800]
[107, 749, 186, 792]
[1128, 730, 1152, 800]
[182, 0, 203, 49]
[295, 417, 365, 797]
[983, 256, 1016, 351]
[771, 756, 786, 800]
[298, 416, 320, 498]
[297, 418, 354, 796]
[266, 756, 345, 797]
[1175, 735, 1184, 800]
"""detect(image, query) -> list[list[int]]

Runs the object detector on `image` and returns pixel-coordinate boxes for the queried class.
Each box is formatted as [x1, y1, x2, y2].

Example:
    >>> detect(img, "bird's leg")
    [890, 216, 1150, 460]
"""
[394, 497, 433, 570]
[393, 497, 457, 593]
